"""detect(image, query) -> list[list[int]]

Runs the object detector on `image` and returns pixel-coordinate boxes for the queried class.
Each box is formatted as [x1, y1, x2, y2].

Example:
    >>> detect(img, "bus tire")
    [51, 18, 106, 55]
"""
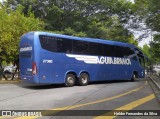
[65, 74, 75, 87]
[78, 73, 89, 86]
[131, 73, 136, 82]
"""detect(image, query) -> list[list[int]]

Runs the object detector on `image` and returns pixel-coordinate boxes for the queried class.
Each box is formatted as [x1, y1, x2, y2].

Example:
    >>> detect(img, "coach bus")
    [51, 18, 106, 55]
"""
[19, 31, 145, 86]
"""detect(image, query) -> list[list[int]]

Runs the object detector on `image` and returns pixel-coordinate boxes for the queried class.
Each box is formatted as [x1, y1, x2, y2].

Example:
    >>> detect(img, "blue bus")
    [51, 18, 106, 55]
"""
[19, 31, 145, 86]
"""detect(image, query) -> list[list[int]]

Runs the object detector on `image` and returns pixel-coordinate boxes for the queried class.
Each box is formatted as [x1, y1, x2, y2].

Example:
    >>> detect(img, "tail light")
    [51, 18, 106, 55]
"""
[32, 62, 37, 75]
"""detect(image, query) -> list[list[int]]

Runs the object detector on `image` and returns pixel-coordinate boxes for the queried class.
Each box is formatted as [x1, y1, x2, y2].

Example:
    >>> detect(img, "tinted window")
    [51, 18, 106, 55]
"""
[90, 42, 103, 56]
[72, 40, 89, 54]
[135, 49, 145, 63]
[114, 46, 123, 57]
[103, 44, 115, 57]
[103, 45, 126, 57]
[124, 47, 134, 56]
[39, 35, 135, 58]
[57, 38, 72, 53]
[39, 35, 57, 52]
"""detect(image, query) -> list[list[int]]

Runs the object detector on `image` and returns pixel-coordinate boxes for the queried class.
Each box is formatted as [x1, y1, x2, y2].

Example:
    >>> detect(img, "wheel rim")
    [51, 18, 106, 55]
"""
[132, 73, 136, 80]
[67, 77, 74, 84]
[133, 74, 136, 79]
[81, 76, 87, 84]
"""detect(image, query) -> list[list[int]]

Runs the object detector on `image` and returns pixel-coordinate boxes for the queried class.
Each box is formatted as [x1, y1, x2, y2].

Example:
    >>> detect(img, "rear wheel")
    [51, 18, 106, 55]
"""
[65, 74, 75, 87]
[78, 73, 89, 86]
[131, 73, 136, 82]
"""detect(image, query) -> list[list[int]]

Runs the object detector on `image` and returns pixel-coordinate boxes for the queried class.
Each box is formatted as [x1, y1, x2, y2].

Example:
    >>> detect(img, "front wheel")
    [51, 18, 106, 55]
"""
[65, 74, 75, 87]
[131, 73, 136, 82]
[78, 73, 89, 86]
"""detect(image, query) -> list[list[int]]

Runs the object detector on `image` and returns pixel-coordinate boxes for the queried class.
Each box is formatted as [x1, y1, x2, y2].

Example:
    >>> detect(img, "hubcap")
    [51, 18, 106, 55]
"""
[133, 74, 136, 79]
[67, 77, 74, 84]
[81, 76, 87, 83]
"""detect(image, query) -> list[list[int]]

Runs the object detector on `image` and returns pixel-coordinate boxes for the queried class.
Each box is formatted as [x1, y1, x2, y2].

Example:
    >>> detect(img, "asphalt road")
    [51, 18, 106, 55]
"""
[0, 77, 159, 119]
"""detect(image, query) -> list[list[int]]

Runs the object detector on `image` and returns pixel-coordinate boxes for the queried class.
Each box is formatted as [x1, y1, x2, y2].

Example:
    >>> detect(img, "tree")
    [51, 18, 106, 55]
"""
[133, 0, 160, 32]
[0, 4, 44, 80]
[150, 35, 160, 63]
[133, 0, 160, 64]
[142, 45, 153, 67]
[5, 0, 137, 45]
[145, 0, 160, 32]
[84, 16, 137, 45]
[142, 0, 160, 63]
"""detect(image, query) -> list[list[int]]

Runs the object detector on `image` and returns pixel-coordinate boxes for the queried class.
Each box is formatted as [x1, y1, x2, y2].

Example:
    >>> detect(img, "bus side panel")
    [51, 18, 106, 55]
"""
[54, 63, 66, 84]
[62, 55, 135, 82]
[95, 65, 116, 80]
[53, 54, 67, 84]
[39, 53, 55, 84]
[92, 65, 131, 81]
[131, 59, 145, 78]
[62, 58, 130, 82]
[109, 65, 129, 80]
[39, 53, 68, 84]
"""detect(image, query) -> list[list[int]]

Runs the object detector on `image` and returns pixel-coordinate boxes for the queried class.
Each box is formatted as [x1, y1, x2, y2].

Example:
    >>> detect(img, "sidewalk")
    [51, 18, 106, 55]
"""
[149, 75, 160, 89]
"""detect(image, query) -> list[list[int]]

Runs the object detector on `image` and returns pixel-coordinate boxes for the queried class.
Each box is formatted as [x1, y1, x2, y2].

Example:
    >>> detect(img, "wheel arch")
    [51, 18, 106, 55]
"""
[132, 71, 138, 78]
[79, 71, 90, 79]
[78, 71, 90, 86]
[64, 71, 78, 82]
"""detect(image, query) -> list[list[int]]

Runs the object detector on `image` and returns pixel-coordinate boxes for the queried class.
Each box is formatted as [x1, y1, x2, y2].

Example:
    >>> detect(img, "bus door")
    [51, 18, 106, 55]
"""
[39, 54, 55, 83]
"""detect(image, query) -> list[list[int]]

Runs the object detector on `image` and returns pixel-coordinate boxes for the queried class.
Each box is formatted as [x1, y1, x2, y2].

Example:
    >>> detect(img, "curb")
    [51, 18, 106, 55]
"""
[148, 76, 160, 90]
[0, 80, 21, 84]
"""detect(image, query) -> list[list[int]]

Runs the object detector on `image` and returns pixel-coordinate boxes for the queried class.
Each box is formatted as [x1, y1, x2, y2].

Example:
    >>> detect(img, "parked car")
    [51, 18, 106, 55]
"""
[3, 65, 16, 80]
[153, 65, 160, 75]
[4, 65, 16, 73]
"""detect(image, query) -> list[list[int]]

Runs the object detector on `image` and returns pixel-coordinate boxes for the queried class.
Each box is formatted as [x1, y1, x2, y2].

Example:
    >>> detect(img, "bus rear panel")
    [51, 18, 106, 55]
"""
[20, 32, 39, 83]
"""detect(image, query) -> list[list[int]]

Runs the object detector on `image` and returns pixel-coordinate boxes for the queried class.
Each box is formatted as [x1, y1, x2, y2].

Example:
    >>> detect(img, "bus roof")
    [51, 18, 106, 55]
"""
[29, 31, 136, 49]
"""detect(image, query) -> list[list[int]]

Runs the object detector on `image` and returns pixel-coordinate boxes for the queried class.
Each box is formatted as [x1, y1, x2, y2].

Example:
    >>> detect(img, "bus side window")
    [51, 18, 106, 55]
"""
[89, 42, 102, 56]
[39, 35, 57, 52]
[57, 38, 72, 53]
[72, 40, 89, 54]
[124, 47, 136, 59]
[132, 56, 138, 61]
[114, 46, 124, 57]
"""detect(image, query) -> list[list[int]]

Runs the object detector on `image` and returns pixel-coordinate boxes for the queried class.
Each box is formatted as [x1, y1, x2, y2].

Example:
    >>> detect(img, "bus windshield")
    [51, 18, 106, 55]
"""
[135, 48, 145, 68]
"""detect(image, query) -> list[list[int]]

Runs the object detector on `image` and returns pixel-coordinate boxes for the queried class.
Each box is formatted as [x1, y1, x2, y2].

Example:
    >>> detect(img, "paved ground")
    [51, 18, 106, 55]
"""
[0, 77, 159, 119]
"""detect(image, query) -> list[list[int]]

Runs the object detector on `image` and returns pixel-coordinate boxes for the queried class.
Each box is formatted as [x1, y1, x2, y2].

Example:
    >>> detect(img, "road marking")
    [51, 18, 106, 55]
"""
[52, 81, 148, 110]
[94, 94, 155, 119]
[1, 81, 147, 119]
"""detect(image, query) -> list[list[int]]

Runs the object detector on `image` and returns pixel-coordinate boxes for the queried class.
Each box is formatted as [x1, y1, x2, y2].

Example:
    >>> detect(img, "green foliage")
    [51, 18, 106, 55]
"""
[142, 45, 151, 59]
[142, 45, 153, 66]
[63, 27, 87, 37]
[86, 16, 138, 45]
[6, 0, 137, 45]
[145, 0, 160, 32]
[146, 0, 160, 63]
[133, 0, 160, 32]
[133, 0, 160, 64]
[142, 36, 160, 65]
[0, 4, 44, 63]
[150, 35, 160, 63]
